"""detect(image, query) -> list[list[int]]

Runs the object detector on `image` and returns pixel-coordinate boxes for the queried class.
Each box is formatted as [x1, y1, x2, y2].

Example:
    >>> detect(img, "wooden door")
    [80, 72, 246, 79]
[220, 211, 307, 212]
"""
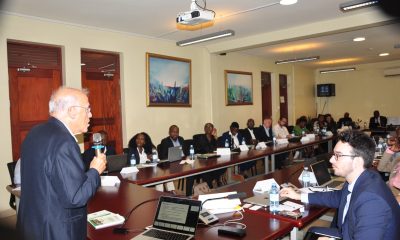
[8, 42, 62, 160]
[261, 72, 272, 119]
[81, 50, 123, 154]
[279, 74, 288, 120]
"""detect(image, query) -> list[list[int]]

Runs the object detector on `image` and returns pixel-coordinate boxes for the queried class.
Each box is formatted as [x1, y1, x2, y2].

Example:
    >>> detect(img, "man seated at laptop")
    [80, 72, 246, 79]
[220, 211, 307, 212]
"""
[255, 117, 273, 143]
[280, 129, 400, 240]
[241, 118, 258, 145]
[127, 132, 175, 193]
[82, 130, 116, 171]
[158, 125, 185, 160]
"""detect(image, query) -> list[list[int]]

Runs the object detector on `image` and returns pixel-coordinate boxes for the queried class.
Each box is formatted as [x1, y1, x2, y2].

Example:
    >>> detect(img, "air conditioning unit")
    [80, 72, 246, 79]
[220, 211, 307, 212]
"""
[383, 67, 400, 77]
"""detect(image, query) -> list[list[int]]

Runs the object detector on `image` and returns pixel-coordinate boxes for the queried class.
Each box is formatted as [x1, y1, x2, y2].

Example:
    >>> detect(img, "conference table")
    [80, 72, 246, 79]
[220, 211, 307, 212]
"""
[87, 181, 294, 240]
[118, 136, 333, 192]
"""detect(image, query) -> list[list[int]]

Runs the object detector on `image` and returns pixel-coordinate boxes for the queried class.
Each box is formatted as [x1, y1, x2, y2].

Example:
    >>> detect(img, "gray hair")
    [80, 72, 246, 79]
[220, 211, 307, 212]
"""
[49, 87, 89, 114]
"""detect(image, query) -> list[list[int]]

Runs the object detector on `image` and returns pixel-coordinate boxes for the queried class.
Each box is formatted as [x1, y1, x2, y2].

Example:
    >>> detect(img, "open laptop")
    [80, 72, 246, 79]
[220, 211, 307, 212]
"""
[159, 146, 183, 163]
[106, 154, 128, 173]
[132, 196, 201, 240]
[310, 160, 344, 189]
[244, 194, 287, 207]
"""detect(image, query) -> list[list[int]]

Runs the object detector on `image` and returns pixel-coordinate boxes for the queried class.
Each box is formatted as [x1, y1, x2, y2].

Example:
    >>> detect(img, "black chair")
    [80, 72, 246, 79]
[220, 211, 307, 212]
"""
[7, 161, 17, 210]
[182, 139, 193, 156]
[287, 125, 294, 134]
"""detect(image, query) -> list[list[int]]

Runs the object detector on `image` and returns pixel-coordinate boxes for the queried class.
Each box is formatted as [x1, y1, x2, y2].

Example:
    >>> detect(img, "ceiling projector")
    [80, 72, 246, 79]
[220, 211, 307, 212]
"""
[176, 0, 214, 25]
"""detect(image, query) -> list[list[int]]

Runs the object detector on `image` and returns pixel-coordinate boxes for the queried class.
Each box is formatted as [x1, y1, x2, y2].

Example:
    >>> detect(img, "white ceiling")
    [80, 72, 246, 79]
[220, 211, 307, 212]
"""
[1, 0, 399, 68]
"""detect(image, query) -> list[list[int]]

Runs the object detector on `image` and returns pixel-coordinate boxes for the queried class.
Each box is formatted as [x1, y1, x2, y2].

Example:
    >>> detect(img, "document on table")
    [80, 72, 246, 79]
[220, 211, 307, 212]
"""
[120, 166, 139, 174]
[198, 192, 241, 215]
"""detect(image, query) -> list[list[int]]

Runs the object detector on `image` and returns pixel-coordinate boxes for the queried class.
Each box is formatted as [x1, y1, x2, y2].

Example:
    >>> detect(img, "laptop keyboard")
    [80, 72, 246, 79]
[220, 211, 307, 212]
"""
[143, 229, 189, 240]
[327, 181, 343, 188]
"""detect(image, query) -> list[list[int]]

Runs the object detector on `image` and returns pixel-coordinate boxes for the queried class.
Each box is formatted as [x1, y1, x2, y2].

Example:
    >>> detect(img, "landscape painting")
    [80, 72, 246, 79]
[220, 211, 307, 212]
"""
[146, 53, 191, 107]
[225, 70, 253, 105]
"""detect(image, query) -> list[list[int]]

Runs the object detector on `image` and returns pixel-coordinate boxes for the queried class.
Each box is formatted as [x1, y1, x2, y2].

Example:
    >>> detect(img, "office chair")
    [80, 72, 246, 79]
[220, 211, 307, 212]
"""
[7, 161, 17, 210]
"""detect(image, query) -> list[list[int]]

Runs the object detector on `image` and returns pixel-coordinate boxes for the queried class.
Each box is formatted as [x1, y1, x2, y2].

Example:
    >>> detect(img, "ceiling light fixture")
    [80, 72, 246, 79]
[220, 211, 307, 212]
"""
[339, 0, 379, 12]
[176, 29, 235, 46]
[320, 67, 356, 74]
[279, 0, 298, 5]
[379, 53, 389, 56]
[353, 37, 365, 42]
[275, 56, 320, 64]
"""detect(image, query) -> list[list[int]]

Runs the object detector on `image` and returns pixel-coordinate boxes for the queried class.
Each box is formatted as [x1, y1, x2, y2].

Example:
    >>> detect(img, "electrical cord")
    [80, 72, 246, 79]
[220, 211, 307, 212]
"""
[194, 0, 216, 17]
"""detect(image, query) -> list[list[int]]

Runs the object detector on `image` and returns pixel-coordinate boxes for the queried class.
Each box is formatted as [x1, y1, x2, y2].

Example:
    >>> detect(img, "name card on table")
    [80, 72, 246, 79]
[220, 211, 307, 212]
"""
[239, 144, 249, 151]
[217, 148, 231, 156]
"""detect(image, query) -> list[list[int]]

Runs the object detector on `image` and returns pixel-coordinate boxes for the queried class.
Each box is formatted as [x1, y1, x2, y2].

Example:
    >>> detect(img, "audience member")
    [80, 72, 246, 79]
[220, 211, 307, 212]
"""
[369, 110, 388, 129]
[241, 118, 258, 145]
[82, 130, 116, 171]
[158, 125, 185, 160]
[293, 116, 308, 136]
[377, 137, 400, 181]
[219, 122, 243, 148]
[337, 112, 353, 128]
[272, 117, 290, 139]
[313, 114, 326, 132]
[325, 114, 337, 133]
[255, 117, 273, 142]
[193, 123, 217, 154]
[281, 130, 400, 239]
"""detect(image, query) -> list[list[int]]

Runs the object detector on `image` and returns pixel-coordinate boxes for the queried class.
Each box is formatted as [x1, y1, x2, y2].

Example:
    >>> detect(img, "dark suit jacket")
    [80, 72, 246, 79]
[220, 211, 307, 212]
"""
[17, 117, 100, 240]
[218, 131, 243, 148]
[240, 128, 257, 145]
[255, 125, 273, 142]
[308, 170, 400, 240]
[369, 116, 388, 129]
[193, 134, 217, 154]
[158, 136, 185, 160]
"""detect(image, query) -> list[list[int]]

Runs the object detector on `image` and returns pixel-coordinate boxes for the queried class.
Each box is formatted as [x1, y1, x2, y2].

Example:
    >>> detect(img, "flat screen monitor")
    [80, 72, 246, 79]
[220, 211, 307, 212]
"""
[317, 84, 335, 97]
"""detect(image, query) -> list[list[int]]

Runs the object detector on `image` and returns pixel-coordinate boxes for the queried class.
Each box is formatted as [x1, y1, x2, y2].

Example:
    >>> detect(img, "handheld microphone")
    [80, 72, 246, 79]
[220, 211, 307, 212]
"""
[92, 133, 104, 157]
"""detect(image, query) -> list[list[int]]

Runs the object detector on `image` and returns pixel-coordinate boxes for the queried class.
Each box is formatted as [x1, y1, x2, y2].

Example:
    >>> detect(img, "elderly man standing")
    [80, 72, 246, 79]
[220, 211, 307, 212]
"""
[280, 130, 400, 240]
[17, 87, 107, 240]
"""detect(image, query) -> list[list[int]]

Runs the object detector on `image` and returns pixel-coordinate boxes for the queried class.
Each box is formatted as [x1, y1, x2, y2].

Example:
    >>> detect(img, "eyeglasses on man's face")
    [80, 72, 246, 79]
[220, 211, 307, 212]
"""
[332, 152, 358, 161]
[70, 105, 91, 114]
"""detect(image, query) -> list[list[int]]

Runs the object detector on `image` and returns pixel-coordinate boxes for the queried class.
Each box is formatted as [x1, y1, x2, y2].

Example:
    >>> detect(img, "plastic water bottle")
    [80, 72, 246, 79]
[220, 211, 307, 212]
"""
[269, 183, 279, 213]
[225, 139, 229, 148]
[152, 149, 158, 162]
[129, 153, 136, 166]
[302, 167, 310, 188]
[189, 144, 195, 160]
[301, 130, 305, 136]
[241, 138, 246, 145]
[291, 130, 295, 137]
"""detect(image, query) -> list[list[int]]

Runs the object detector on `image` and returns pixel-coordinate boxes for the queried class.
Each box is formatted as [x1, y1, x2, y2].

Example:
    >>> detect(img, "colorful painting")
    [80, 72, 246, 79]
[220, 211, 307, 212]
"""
[225, 70, 253, 105]
[146, 53, 191, 107]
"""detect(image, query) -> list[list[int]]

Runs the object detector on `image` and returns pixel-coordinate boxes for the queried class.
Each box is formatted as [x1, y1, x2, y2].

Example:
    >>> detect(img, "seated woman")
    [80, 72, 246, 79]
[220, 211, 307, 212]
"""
[325, 114, 337, 133]
[293, 116, 313, 158]
[378, 137, 400, 182]
[127, 132, 175, 193]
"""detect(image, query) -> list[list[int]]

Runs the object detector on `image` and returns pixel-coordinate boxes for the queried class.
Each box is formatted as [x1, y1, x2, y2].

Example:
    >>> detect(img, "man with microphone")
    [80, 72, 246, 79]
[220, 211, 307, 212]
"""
[17, 87, 107, 240]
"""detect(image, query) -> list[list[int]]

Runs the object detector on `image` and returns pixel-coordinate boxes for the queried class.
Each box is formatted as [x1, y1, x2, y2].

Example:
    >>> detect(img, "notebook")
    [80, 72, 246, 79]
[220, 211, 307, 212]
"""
[132, 196, 201, 240]
[310, 160, 344, 189]
[106, 154, 128, 173]
[159, 146, 183, 163]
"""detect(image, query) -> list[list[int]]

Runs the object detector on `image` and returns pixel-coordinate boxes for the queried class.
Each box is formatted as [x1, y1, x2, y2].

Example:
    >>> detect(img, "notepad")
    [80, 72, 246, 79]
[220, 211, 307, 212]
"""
[88, 210, 125, 229]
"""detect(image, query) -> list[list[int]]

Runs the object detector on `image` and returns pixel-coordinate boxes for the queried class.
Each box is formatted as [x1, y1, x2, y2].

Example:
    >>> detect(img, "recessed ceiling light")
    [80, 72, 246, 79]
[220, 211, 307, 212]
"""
[353, 37, 365, 42]
[280, 0, 298, 5]
[379, 53, 389, 57]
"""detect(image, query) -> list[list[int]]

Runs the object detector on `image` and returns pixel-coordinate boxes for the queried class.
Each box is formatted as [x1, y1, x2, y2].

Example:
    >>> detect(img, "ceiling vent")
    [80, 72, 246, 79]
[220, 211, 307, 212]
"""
[383, 67, 400, 77]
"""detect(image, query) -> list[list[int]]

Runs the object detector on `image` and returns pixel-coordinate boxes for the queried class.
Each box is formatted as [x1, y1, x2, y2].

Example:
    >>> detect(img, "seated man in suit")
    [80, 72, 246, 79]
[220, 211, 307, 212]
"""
[158, 125, 185, 160]
[82, 130, 116, 171]
[369, 110, 388, 129]
[255, 117, 273, 143]
[240, 118, 258, 145]
[219, 122, 243, 148]
[281, 130, 400, 240]
[337, 112, 353, 129]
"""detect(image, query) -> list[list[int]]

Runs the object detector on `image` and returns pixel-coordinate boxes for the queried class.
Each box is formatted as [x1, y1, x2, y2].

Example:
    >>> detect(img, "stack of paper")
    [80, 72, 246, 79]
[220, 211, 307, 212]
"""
[88, 210, 125, 229]
[100, 176, 121, 187]
[198, 192, 242, 215]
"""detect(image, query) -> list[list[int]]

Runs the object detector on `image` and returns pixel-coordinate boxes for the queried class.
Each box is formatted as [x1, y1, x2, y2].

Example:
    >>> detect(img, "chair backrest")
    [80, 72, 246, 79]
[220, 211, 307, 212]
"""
[182, 139, 193, 156]
[7, 161, 17, 185]
[192, 134, 202, 148]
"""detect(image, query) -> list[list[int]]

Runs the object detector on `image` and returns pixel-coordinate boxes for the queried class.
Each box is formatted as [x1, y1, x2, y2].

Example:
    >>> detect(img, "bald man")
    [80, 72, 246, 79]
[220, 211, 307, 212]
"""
[17, 87, 106, 240]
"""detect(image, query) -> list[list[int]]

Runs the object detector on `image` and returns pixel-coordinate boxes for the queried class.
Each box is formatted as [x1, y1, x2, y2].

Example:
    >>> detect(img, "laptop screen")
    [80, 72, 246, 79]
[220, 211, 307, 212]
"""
[168, 146, 183, 162]
[152, 196, 201, 235]
[310, 160, 332, 186]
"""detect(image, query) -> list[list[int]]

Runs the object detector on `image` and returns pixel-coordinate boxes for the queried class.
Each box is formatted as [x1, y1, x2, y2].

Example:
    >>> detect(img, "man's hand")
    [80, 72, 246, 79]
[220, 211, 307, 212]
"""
[90, 153, 107, 175]
[280, 187, 301, 200]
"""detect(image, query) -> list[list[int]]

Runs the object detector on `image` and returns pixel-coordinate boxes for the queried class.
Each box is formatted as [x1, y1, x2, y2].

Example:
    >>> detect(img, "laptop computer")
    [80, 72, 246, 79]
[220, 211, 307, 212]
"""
[132, 196, 201, 240]
[310, 160, 344, 189]
[106, 154, 128, 173]
[159, 146, 183, 163]
[244, 194, 287, 207]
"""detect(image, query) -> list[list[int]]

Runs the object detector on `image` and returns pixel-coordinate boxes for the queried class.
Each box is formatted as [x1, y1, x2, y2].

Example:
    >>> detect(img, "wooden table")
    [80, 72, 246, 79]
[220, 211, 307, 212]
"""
[87, 181, 294, 240]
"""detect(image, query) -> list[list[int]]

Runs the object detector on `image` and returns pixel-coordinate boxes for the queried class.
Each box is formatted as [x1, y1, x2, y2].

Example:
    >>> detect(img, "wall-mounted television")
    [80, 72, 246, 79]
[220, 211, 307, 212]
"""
[316, 84, 335, 97]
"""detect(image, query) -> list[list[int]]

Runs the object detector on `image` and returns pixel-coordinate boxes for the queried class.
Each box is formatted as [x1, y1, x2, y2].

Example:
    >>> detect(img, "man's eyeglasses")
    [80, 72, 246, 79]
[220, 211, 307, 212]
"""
[332, 152, 358, 161]
[71, 105, 91, 113]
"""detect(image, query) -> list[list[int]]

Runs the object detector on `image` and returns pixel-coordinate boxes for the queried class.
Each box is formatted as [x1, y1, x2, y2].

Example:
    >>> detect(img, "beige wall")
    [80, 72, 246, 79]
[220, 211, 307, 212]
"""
[315, 60, 400, 125]
[210, 53, 316, 132]
[0, 14, 315, 212]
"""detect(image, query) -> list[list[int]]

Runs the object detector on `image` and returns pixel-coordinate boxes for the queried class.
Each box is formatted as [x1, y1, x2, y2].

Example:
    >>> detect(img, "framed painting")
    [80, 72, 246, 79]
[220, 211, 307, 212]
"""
[225, 70, 253, 106]
[146, 53, 191, 107]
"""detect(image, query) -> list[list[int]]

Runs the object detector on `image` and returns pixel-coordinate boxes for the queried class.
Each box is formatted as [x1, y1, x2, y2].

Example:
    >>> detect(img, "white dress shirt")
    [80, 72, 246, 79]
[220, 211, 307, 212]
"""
[137, 147, 148, 164]
[272, 124, 289, 139]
